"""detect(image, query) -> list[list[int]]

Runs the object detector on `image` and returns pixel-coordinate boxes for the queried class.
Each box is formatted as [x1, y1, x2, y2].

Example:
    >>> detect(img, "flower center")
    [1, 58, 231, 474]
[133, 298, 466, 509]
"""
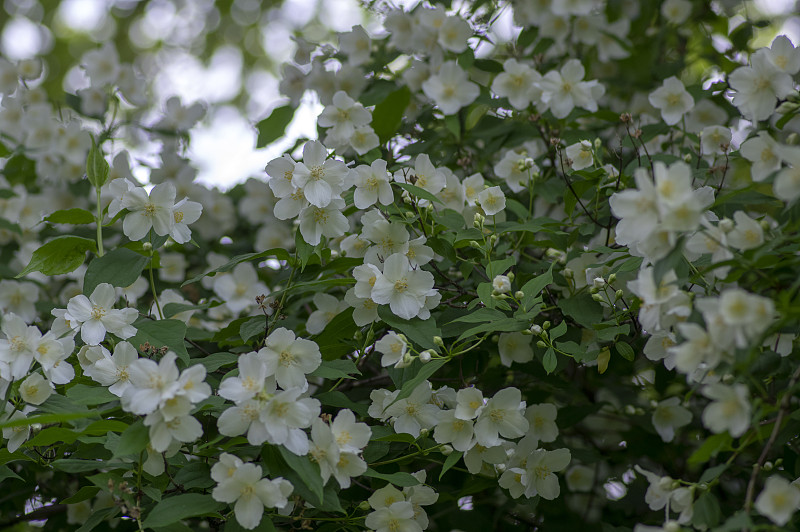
[310, 165, 325, 181]
[91, 306, 106, 320]
[174, 211, 184, 223]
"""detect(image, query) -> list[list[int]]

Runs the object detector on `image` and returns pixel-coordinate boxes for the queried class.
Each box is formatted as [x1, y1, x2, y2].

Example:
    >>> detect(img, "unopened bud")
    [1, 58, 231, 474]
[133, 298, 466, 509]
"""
[441, 444, 454, 455]
[760, 220, 770, 231]
[142, 242, 152, 252]
[594, 138, 602, 150]
[615, 289, 624, 301]
[530, 324, 543, 335]
[491, 335, 499, 343]
[542, 321, 551, 330]
[563, 268, 574, 279]
[607, 273, 617, 284]
[420, 350, 432, 363]
[507, 272, 515, 281]
[592, 277, 605, 289]
[468, 240, 482, 249]
[683, 153, 692, 163]
[358, 501, 371, 511]
[419, 428, 429, 438]
[489, 234, 498, 245]
[664, 521, 680, 532]
[520, 329, 533, 335]
[536, 340, 547, 348]
[433, 336, 444, 348]
[719, 218, 734, 233]
[514, 291, 525, 299]
[624, 405, 636, 415]
[592, 293, 604, 302]
[763, 461, 773, 472]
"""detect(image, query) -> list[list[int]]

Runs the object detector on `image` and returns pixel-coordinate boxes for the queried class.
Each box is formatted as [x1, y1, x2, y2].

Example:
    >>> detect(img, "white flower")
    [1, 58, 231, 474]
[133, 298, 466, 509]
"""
[258, 327, 321, 390]
[2, 406, 33, 452]
[353, 159, 394, 209]
[421, 61, 479, 115]
[81, 42, 120, 85]
[524, 448, 571, 499]
[219, 352, 271, 403]
[726, 211, 763, 251]
[491, 59, 541, 110]
[565, 464, 595, 492]
[755, 475, 800, 526]
[0, 280, 38, 323]
[765, 35, 800, 75]
[455, 387, 484, 420]
[266, 154, 297, 198]
[525, 403, 559, 442]
[741, 132, 782, 182]
[212, 461, 293, 530]
[344, 288, 379, 326]
[652, 397, 692, 442]
[318, 90, 372, 141]
[701, 383, 751, 437]
[383, 381, 440, 437]
[474, 387, 529, 446]
[477, 186, 506, 216]
[371, 253, 435, 320]
[212, 262, 269, 315]
[90, 341, 138, 397]
[648, 76, 694, 126]
[306, 293, 348, 335]
[19, 372, 52, 405]
[438, 15, 471, 53]
[538, 59, 603, 119]
[492, 275, 511, 294]
[700, 125, 731, 156]
[298, 198, 349, 246]
[365, 501, 422, 532]
[292, 140, 348, 208]
[64, 283, 138, 345]
[158, 253, 187, 283]
[121, 351, 181, 415]
[433, 410, 474, 452]
[566, 140, 594, 170]
[660, 0, 691, 24]
[774, 146, 800, 203]
[729, 51, 794, 122]
[144, 403, 203, 452]
[497, 332, 533, 367]
[330, 408, 371, 453]
[169, 198, 202, 244]
[121, 182, 176, 241]
[259, 389, 319, 454]
[375, 331, 408, 367]
[339, 25, 371, 66]
[0, 313, 39, 380]
[308, 416, 340, 484]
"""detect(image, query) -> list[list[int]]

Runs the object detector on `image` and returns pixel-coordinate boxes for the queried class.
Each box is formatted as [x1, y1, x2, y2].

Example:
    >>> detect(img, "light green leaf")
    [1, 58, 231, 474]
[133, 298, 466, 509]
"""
[44, 208, 96, 225]
[86, 137, 110, 188]
[543, 347, 557, 374]
[17, 236, 96, 278]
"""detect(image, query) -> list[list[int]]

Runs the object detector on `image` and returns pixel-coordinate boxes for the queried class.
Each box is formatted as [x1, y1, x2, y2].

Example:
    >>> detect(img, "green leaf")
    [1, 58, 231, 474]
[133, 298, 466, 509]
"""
[698, 463, 728, 484]
[52, 459, 131, 473]
[25, 427, 79, 447]
[66, 384, 117, 406]
[688, 433, 733, 465]
[520, 264, 553, 309]
[295, 229, 315, 269]
[61, 486, 101, 504]
[691, 492, 721, 528]
[393, 358, 448, 404]
[0, 217, 21, 235]
[559, 293, 603, 328]
[543, 347, 557, 374]
[309, 359, 361, 380]
[173, 462, 214, 489]
[615, 341, 635, 361]
[143, 494, 225, 528]
[83, 247, 150, 297]
[439, 451, 463, 480]
[549, 321, 567, 341]
[278, 446, 324, 504]
[196, 352, 239, 373]
[182, 248, 291, 286]
[378, 307, 441, 350]
[44, 208, 96, 225]
[394, 182, 444, 205]
[129, 318, 189, 364]
[256, 106, 296, 148]
[87, 137, 110, 188]
[224, 517, 278, 532]
[457, 318, 527, 342]
[16, 236, 96, 278]
[76, 507, 119, 532]
[0, 464, 23, 482]
[114, 420, 149, 458]
[240, 315, 266, 343]
[371, 86, 411, 143]
[313, 310, 359, 361]
[315, 391, 369, 417]
[0, 411, 100, 429]
[364, 468, 420, 487]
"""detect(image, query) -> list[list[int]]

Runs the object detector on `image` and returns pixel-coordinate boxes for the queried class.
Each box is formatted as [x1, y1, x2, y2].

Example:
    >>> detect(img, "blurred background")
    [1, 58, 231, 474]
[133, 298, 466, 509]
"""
[0, 0, 797, 189]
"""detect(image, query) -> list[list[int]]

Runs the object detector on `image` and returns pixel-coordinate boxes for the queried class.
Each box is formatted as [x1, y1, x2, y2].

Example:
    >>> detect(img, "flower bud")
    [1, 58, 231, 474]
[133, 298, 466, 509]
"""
[624, 405, 636, 415]
[664, 521, 680, 532]
[520, 329, 533, 335]
[536, 340, 547, 348]
[433, 336, 444, 348]
[514, 291, 525, 299]
[608, 273, 617, 284]
[489, 234, 498, 245]
[420, 350, 432, 363]
[683, 153, 692, 163]
[358, 501, 371, 511]
[563, 267, 574, 279]
[506, 272, 515, 281]
[594, 138, 602, 150]
[763, 461, 773, 472]
[492, 275, 512, 294]
[491, 335, 499, 343]
[441, 444, 454, 455]
[542, 321, 551, 330]
[142, 242, 153, 252]
[718, 218, 734, 233]
[591, 293, 604, 302]
[419, 428, 429, 438]
[615, 289, 624, 301]
[468, 240, 482, 249]
[530, 324, 543, 335]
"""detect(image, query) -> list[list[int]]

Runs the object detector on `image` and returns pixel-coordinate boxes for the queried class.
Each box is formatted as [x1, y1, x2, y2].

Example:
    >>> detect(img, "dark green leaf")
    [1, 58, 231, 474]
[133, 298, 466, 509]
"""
[0, 464, 23, 482]
[364, 468, 420, 487]
[66, 384, 117, 406]
[76, 507, 119, 532]
[439, 451, 463, 480]
[309, 359, 360, 380]
[61, 486, 101, 504]
[615, 341, 635, 361]
[372, 86, 411, 143]
[256, 106, 296, 148]
[543, 347, 556, 374]
[83, 247, 150, 296]
[182, 248, 291, 286]
[520, 264, 553, 310]
[393, 358, 448, 404]
[559, 293, 603, 328]
[278, 446, 324, 504]
[129, 319, 189, 364]
[114, 420, 149, 458]
[143, 494, 225, 528]
[17, 236, 96, 278]
[87, 137, 110, 188]
[378, 307, 441, 350]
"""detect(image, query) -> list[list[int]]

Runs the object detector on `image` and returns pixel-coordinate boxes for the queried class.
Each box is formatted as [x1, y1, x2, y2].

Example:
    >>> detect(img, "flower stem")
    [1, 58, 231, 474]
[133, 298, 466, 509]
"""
[95, 187, 104, 257]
